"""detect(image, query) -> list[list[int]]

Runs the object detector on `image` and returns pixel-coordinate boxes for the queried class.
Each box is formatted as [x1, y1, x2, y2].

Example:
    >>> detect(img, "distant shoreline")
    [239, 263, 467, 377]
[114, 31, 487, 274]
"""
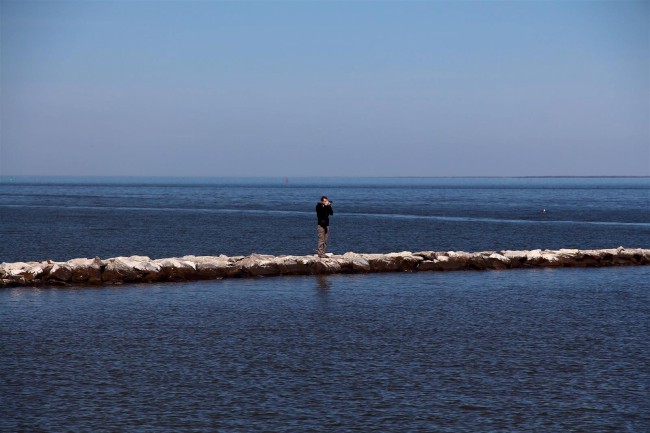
[1, 175, 648, 183]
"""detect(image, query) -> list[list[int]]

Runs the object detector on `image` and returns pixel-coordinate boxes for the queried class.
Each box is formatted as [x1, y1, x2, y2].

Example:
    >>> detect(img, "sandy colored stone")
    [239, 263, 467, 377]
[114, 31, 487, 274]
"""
[68, 258, 103, 284]
[237, 254, 280, 277]
[47, 263, 73, 282]
[273, 255, 311, 275]
[1, 248, 648, 287]
[151, 258, 198, 281]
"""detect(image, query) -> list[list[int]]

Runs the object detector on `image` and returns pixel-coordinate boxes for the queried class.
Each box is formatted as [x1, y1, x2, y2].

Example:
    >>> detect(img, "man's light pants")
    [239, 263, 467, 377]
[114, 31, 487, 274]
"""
[317, 225, 329, 256]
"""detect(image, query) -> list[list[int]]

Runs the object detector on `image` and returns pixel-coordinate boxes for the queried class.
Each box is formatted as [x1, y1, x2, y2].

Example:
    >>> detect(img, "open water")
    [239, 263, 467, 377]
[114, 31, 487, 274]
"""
[1, 177, 649, 431]
[0, 177, 648, 261]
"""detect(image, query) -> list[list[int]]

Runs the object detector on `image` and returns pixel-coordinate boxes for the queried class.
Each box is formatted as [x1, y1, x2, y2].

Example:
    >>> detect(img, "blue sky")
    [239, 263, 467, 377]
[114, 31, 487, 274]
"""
[1, 0, 648, 177]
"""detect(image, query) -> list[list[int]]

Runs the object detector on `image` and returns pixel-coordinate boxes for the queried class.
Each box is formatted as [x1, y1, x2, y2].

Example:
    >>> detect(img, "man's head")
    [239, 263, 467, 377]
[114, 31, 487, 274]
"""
[321, 196, 329, 204]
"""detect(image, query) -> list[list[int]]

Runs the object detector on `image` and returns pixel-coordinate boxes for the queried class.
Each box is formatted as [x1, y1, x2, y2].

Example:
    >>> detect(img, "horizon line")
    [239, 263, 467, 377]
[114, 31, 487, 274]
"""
[0, 175, 649, 180]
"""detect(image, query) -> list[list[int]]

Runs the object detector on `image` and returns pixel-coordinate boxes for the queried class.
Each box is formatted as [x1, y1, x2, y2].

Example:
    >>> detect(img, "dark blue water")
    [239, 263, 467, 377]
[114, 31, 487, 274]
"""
[2, 268, 649, 432]
[1, 177, 649, 431]
[0, 177, 648, 262]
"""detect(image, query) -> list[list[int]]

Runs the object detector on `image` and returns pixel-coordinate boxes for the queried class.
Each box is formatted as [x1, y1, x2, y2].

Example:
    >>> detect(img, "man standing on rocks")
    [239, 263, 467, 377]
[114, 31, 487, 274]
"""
[316, 196, 334, 258]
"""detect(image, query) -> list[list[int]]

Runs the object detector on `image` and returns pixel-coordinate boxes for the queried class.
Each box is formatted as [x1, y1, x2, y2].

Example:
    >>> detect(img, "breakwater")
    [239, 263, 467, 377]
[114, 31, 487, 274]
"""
[1, 247, 648, 288]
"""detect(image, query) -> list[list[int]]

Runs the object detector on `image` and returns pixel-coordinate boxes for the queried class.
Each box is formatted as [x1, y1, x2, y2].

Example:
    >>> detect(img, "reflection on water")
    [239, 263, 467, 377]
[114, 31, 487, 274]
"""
[316, 275, 331, 291]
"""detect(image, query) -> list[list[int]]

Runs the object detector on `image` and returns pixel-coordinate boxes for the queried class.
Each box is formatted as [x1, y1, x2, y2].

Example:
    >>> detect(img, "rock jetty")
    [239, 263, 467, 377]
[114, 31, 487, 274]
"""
[1, 247, 648, 288]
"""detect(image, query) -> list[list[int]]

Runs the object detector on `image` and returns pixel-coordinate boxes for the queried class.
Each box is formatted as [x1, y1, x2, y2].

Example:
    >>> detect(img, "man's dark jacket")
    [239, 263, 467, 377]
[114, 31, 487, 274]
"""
[316, 203, 334, 232]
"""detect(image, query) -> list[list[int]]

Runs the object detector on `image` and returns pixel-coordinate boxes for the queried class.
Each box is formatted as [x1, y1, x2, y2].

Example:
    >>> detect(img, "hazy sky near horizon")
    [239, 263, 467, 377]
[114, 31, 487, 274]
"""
[1, 0, 648, 177]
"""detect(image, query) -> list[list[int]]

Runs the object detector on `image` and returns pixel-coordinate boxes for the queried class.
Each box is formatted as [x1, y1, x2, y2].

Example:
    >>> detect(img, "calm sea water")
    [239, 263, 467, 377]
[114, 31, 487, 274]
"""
[1, 269, 649, 432]
[0, 177, 648, 261]
[1, 177, 649, 431]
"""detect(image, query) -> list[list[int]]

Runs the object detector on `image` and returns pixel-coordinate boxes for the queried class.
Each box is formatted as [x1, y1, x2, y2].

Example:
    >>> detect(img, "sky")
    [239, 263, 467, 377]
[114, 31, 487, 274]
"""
[1, 0, 648, 177]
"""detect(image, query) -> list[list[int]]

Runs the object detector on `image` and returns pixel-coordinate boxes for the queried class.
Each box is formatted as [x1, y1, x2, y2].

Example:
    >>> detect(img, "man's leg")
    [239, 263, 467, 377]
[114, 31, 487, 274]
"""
[317, 225, 329, 256]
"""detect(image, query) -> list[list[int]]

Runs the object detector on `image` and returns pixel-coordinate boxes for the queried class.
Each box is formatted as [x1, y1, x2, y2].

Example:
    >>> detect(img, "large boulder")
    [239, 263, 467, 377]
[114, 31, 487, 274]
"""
[501, 250, 529, 268]
[637, 248, 650, 265]
[554, 249, 581, 266]
[102, 256, 159, 283]
[385, 252, 423, 271]
[0, 261, 47, 285]
[277, 256, 313, 275]
[102, 257, 141, 283]
[573, 250, 602, 267]
[414, 252, 470, 271]
[68, 257, 103, 284]
[485, 252, 511, 270]
[186, 256, 241, 279]
[312, 257, 342, 274]
[523, 249, 547, 266]
[237, 254, 280, 277]
[338, 253, 370, 273]
[413, 251, 436, 261]
[465, 252, 495, 270]
[46, 263, 73, 283]
[435, 252, 470, 271]
[365, 252, 422, 272]
[150, 258, 197, 281]
[613, 247, 648, 266]
[538, 250, 563, 267]
[365, 254, 397, 272]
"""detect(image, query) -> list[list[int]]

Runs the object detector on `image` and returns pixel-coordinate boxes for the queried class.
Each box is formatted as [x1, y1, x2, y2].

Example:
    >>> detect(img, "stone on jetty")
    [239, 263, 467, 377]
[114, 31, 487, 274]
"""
[46, 263, 73, 283]
[238, 254, 280, 277]
[189, 255, 240, 279]
[151, 258, 198, 282]
[1, 247, 648, 288]
[342, 253, 371, 272]
[277, 255, 315, 275]
[102, 256, 157, 283]
[68, 258, 103, 284]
